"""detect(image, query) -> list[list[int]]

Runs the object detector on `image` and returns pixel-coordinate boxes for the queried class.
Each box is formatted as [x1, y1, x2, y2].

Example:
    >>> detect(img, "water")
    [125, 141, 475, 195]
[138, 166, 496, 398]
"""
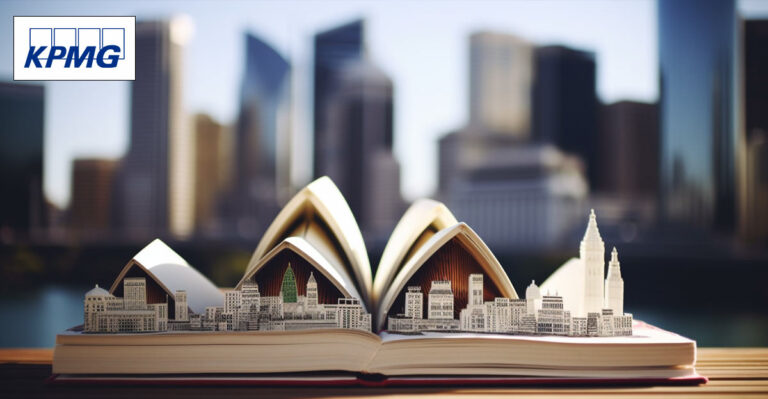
[632, 308, 768, 347]
[0, 285, 87, 348]
[0, 286, 765, 347]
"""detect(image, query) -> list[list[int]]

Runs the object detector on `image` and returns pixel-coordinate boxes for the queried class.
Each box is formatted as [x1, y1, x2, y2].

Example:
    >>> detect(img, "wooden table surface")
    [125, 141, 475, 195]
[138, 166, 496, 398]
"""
[1, 347, 766, 398]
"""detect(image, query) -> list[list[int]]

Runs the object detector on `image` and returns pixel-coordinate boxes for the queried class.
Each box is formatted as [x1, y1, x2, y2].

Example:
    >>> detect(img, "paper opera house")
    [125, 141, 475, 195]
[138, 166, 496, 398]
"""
[380, 222, 519, 332]
[83, 239, 224, 333]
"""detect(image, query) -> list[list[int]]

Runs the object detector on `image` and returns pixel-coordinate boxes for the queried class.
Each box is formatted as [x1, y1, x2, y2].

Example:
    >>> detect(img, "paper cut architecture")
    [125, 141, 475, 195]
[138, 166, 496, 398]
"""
[84, 263, 371, 333]
[387, 210, 632, 336]
[83, 206, 630, 337]
[83, 280, 169, 333]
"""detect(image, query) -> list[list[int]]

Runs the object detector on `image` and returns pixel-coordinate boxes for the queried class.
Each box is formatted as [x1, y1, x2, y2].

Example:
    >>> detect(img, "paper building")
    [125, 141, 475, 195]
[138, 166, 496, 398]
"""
[388, 210, 633, 336]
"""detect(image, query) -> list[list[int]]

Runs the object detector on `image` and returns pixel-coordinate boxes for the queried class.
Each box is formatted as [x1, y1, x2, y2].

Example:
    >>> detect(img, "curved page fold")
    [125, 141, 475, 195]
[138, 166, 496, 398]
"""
[373, 199, 458, 305]
[241, 176, 371, 306]
[376, 222, 518, 331]
[238, 236, 363, 309]
[109, 239, 224, 314]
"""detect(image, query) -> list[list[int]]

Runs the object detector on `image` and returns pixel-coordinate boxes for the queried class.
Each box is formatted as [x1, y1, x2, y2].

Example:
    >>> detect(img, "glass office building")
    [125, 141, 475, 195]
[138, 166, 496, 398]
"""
[658, 0, 740, 231]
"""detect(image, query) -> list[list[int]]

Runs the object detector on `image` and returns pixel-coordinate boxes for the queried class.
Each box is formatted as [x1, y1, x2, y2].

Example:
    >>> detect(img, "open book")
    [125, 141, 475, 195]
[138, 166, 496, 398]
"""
[52, 177, 704, 386]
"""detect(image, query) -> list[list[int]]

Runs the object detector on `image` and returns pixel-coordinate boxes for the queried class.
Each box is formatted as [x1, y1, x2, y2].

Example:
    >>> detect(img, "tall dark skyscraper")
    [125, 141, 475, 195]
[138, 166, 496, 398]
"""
[0, 83, 46, 241]
[313, 19, 365, 179]
[229, 33, 291, 237]
[532, 45, 599, 188]
[742, 19, 768, 243]
[115, 18, 192, 239]
[597, 101, 659, 197]
[322, 61, 402, 235]
[658, 0, 739, 231]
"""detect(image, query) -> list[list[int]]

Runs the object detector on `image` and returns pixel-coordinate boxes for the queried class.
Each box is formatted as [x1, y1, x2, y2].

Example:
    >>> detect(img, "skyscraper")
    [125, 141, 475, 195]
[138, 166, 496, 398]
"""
[0, 82, 46, 241]
[658, 0, 739, 231]
[580, 209, 605, 316]
[596, 101, 659, 196]
[313, 19, 365, 179]
[439, 31, 535, 197]
[468, 32, 533, 138]
[69, 158, 119, 238]
[742, 19, 768, 244]
[321, 60, 402, 234]
[532, 45, 599, 187]
[193, 113, 231, 235]
[438, 34, 590, 249]
[229, 33, 291, 238]
[115, 18, 193, 239]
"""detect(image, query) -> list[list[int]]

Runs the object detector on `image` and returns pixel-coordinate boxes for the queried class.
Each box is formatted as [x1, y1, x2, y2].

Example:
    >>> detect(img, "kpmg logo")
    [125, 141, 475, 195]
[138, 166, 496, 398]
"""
[14, 16, 135, 81]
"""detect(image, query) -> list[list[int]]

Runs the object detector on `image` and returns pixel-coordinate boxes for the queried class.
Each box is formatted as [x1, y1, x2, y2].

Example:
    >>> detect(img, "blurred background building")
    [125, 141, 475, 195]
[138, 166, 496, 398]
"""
[313, 20, 403, 238]
[223, 33, 291, 240]
[69, 158, 119, 240]
[192, 113, 231, 237]
[743, 19, 768, 246]
[0, 82, 46, 243]
[113, 18, 193, 241]
[468, 32, 533, 138]
[658, 0, 739, 232]
[438, 32, 590, 249]
[532, 45, 599, 188]
[313, 20, 365, 180]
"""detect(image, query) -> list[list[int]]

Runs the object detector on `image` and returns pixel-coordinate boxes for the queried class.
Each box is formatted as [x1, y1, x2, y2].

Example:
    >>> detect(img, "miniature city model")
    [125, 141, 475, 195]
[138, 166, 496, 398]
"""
[84, 263, 371, 333]
[83, 209, 629, 337]
[387, 210, 633, 336]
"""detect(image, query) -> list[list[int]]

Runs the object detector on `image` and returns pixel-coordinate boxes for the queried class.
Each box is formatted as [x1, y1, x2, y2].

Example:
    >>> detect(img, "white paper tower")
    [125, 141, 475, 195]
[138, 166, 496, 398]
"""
[580, 209, 605, 316]
[604, 247, 624, 316]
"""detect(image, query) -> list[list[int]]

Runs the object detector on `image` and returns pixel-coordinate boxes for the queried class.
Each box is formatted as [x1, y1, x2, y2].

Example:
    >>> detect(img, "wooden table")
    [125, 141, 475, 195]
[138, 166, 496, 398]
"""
[1, 348, 766, 398]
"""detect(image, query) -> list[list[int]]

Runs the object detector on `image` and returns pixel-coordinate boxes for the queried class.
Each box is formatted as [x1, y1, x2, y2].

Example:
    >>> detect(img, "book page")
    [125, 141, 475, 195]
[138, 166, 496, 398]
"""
[373, 199, 458, 304]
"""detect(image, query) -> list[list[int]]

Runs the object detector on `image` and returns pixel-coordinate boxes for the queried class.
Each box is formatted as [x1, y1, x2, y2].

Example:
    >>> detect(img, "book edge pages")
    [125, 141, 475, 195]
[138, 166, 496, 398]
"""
[52, 329, 382, 375]
[53, 322, 696, 376]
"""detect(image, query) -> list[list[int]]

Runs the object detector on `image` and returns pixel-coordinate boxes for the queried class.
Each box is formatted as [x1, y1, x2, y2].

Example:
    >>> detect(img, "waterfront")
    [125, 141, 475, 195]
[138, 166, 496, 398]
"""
[1, 285, 766, 348]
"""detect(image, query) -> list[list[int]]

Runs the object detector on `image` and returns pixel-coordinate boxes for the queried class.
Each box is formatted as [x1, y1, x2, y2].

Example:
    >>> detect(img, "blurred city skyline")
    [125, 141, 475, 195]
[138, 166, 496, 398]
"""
[10, 0, 767, 208]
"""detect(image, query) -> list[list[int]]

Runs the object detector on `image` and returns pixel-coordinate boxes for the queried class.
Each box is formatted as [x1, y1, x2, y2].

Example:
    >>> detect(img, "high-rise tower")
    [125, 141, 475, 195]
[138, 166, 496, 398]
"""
[604, 247, 624, 315]
[116, 18, 193, 239]
[533, 45, 599, 187]
[658, 0, 739, 231]
[229, 33, 291, 238]
[580, 209, 605, 315]
[313, 20, 365, 179]
[0, 83, 46, 240]
[468, 32, 533, 138]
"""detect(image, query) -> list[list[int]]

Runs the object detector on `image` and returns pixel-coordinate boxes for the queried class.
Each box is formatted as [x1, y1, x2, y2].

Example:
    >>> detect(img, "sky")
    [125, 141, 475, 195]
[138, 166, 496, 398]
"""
[1, 0, 767, 208]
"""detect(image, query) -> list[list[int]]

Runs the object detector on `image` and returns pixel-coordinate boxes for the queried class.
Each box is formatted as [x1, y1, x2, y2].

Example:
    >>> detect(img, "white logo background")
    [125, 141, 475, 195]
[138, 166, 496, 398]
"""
[14, 16, 135, 81]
